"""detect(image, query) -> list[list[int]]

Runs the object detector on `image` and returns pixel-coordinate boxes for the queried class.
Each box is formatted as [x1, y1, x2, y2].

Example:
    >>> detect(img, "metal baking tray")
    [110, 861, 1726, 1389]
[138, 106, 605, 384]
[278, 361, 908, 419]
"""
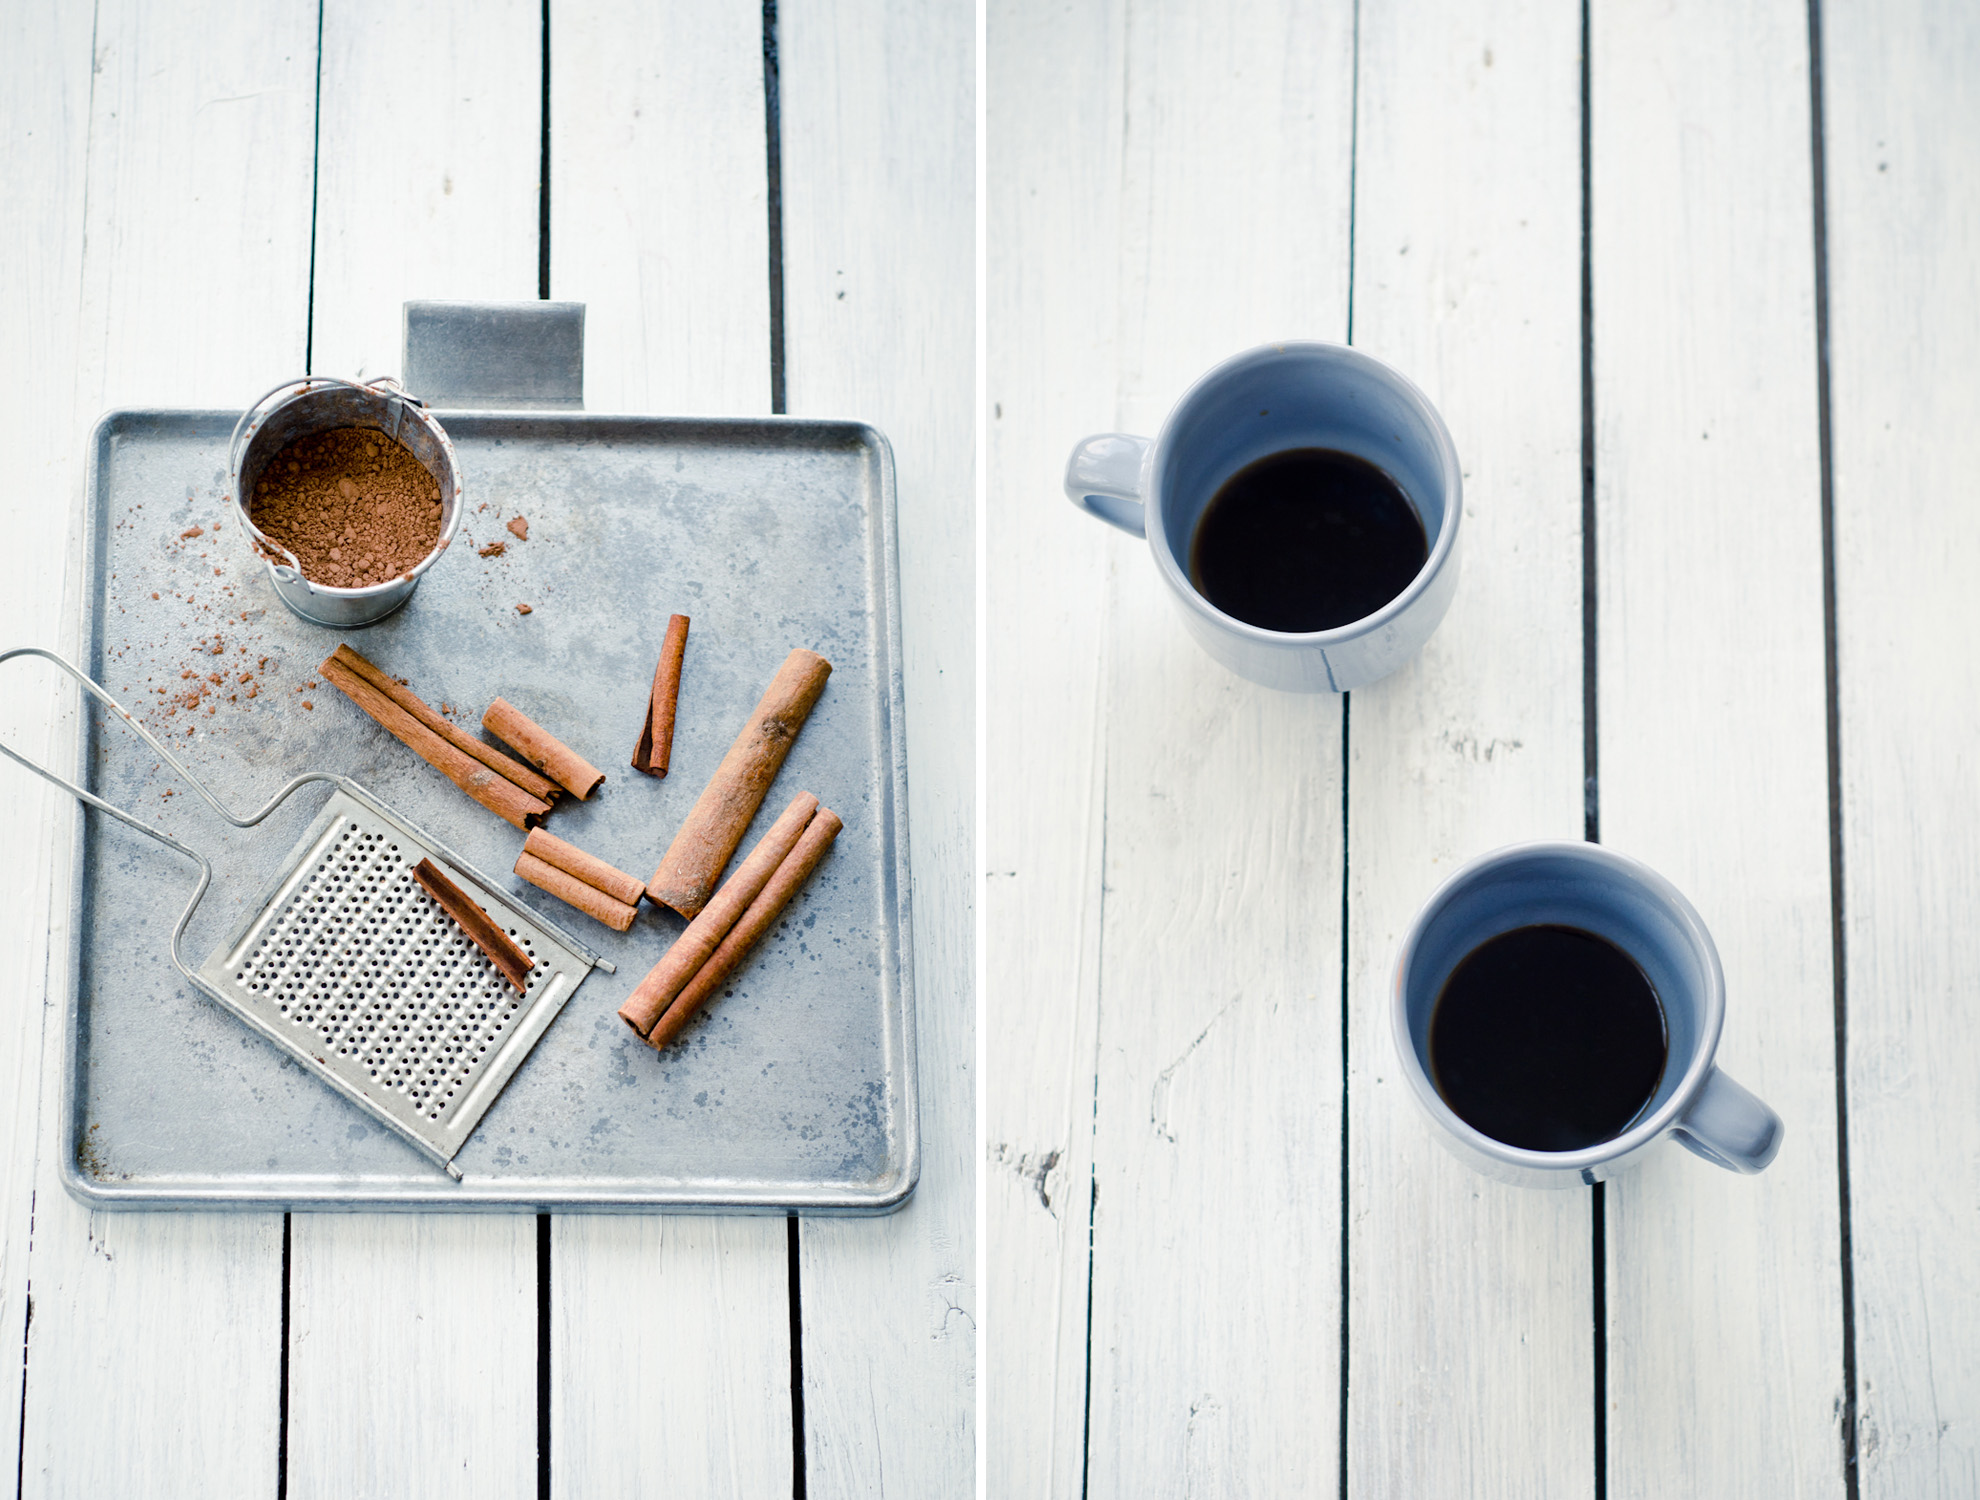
[56, 317, 916, 1213]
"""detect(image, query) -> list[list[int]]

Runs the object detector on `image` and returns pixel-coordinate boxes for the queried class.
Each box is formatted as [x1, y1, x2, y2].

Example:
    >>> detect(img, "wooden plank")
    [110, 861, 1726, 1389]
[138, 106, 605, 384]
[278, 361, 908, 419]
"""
[547, 4, 792, 1494]
[1343, 4, 1589, 1492]
[552, 1218, 791, 1495]
[550, 0, 771, 417]
[15, 1, 319, 1493]
[981, 0, 1122, 1489]
[283, 6, 544, 1497]
[1081, 4, 1354, 1493]
[776, 0, 974, 1492]
[1821, 1, 1980, 1492]
[309, 0, 544, 382]
[287, 1217, 536, 1494]
[1590, 4, 1848, 1495]
[0, 8, 97, 1486]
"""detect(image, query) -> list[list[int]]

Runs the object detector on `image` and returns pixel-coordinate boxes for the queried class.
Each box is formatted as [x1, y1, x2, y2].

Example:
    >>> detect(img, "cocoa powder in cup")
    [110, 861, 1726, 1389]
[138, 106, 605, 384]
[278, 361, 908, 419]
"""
[250, 427, 443, 589]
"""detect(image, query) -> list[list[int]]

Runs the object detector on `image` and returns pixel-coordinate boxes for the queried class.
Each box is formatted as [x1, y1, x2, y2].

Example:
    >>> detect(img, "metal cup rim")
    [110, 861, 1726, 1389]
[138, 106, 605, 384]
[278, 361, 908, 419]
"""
[228, 376, 464, 623]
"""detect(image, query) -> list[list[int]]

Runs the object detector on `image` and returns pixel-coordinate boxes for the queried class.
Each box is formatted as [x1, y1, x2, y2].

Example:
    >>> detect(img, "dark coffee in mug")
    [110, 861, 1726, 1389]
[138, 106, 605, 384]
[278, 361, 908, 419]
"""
[1187, 447, 1428, 633]
[1428, 924, 1669, 1152]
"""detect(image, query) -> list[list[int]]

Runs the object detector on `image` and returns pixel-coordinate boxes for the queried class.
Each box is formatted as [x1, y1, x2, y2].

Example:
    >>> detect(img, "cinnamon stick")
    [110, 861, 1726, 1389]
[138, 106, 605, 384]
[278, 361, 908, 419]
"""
[646, 648, 831, 919]
[521, 828, 646, 908]
[618, 791, 821, 1036]
[325, 644, 561, 803]
[483, 698, 606, 800]
[631, 614, 690, 777]
[320, 653, 551, 830]
[514, 852, 638, 933]
[645, 806, 841, 1050]
[413, 858, 535, 994]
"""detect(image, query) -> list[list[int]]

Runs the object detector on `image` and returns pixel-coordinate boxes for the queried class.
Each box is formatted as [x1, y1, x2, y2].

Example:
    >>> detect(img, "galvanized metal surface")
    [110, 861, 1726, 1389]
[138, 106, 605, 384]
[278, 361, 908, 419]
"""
[66, 407, 916, 1211]
[402, 301, 586, 410]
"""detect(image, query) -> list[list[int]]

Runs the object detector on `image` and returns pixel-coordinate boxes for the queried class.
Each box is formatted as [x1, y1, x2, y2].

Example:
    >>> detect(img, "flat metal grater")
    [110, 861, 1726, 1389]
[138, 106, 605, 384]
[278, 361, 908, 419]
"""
[0, 647, 610, 1182]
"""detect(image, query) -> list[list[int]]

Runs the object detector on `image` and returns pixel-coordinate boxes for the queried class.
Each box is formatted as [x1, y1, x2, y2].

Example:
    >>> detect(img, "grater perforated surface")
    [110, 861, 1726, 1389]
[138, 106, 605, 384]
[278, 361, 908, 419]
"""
[196, 787, 595, 1172]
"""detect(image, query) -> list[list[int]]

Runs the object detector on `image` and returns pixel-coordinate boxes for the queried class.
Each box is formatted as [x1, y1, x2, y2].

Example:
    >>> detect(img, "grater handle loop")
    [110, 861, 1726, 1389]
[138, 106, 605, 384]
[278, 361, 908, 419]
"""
[0, 649, 365, 979]
[0, 648, 219, 980]
[0, 646, 353, 827]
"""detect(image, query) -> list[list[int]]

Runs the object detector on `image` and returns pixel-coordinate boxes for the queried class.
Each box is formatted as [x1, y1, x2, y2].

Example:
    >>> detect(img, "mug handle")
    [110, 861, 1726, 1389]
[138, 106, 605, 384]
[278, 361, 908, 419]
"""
[1670, 1066, 1784, 1174]
[1065, 433, 1151, 537]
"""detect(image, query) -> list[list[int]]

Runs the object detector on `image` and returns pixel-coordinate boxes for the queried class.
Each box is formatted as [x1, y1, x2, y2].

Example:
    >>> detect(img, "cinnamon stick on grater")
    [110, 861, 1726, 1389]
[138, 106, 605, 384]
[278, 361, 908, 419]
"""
[414, 858, 535, 994]
[631, 614, 690, 777]
[646, 648, 831, 919]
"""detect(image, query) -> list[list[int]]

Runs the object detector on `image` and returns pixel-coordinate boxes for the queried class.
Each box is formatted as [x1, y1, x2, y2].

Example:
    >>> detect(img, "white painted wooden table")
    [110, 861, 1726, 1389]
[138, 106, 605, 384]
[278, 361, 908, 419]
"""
[989, 0, 1976, 1495]
[0, 2, 972, 1495]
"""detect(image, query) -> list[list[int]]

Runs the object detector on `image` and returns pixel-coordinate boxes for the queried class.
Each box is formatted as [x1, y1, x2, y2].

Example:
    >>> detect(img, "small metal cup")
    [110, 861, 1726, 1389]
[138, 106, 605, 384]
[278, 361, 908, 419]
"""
[230, 376, 464, 628]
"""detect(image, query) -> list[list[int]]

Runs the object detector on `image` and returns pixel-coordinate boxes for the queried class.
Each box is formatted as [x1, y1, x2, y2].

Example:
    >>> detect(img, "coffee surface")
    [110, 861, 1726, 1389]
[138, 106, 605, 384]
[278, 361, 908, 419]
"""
[1188, 447, 1427, 633]
[1429, 924, 1668, 1152]
[251, 427, 443, 589]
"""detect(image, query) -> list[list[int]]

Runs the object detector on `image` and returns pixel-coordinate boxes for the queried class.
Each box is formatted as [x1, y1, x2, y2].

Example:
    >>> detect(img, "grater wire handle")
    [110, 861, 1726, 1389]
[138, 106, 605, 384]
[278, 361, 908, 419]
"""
[0, 647, 359, 979]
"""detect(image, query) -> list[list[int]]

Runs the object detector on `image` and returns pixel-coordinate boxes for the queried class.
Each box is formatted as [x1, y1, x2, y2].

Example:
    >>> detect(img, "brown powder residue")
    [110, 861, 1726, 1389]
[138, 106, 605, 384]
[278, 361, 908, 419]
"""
[507, 515, 529, 541]
[479, 540, 507, 558]
[250, 427, 443, 589]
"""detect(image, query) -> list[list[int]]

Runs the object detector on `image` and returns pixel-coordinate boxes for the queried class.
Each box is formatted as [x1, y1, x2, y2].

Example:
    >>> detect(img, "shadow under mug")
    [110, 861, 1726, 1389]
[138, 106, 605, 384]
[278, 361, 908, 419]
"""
[1064, 341, 1462, 692]
[1393, 841, 1784, 1188]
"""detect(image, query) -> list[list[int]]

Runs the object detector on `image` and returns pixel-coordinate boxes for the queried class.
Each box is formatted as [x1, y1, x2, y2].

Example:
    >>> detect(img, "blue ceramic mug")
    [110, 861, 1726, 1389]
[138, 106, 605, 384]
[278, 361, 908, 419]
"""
[1392, 842, 1784, 1187]
[1064, 341, 1462, 692]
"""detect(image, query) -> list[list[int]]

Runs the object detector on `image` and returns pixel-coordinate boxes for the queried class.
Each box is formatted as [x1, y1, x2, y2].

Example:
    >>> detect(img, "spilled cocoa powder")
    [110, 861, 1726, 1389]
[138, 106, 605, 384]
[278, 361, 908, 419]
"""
[250, 427, 443, 589]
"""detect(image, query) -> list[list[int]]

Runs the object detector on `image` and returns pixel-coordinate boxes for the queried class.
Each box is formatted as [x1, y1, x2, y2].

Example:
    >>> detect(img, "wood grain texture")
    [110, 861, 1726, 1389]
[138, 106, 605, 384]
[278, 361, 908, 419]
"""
[547, 4, 793, 1493]
[777, 0, 975, 1492]
[982, 0, 1123, 1491]
[550, 0, 770, 416]
[1345, 5, 1590, 1493]
[1591, 4, 1847, 1495]
[1081, 5, 1354, 1493]
[14, 1, 318, 1493]
[310, 0, 544, 383]
[552, 1218, 792, 1494]
[285, 10, 544, 1496]
[0, 2, 94, 1488]
[1821, 1, 1980, 1492]
[287, 1216, 536, 1495]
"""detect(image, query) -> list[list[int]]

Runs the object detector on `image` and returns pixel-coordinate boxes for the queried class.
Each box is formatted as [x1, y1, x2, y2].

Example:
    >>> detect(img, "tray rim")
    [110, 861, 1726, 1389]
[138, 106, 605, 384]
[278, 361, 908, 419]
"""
[58, 405, 920, 1215]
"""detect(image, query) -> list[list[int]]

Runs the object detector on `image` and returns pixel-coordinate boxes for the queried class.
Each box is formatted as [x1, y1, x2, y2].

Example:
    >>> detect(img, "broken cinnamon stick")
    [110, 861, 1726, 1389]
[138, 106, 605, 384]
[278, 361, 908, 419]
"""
[413, 857, 535, 994]
[514, 852, 638, 933]
[631, 614, 690, 777]
[645, 648, 832, 919]
[321, 653, 550, 830]
[483, 698, 606, 800]
[325, 644, 561, 803]
[645, 806, 842, 1050]
[521, 828, 645, 908]
[618, 791, 821, 1036]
